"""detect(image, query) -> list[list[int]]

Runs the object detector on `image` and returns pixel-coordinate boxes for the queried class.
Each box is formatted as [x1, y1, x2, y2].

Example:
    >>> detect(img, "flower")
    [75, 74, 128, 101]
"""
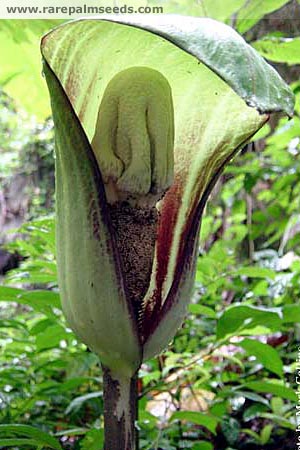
[41, 15, 294, 377]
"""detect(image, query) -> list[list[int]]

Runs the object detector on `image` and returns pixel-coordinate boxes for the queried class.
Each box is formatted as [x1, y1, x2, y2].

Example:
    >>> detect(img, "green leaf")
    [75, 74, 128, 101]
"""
[236, 0, 291, 34]
[221, 417, 240, 445]
[65, 392, 102, 416]
[236, 266, 276, 279]
[239, 338, 283, 377]
[30, 318, 56, 336]
[252, 280, 268, 296]
[79, 429, 104, 450]
[270, 397, 284, 415]
[282, 304, 300, 323]
[0, 424, 62, 450]
[267, 117, 300, 150]
[192, 441, 213, 450]
[235, 390, 270, 407]
[188, 304, 216, 318]
[0, 439, 40, 447]
[55, 428, 87, 437]
[0, 71, 21, 86]
[259, 412, 295, 430]
[253, 37, 300, 65]
[244, 380, 297, 401]
[6, 268, 57, 285]
[260, 424, 273, 445]
[243, 403, 269, 421]
[36, 324, 69, 351]
[0, 286, 61, 317]
[194, 0, 245, 22]
[170, 411, 219, 434]
[241, 428, 261, 443]
[217, 305, 282, 340]
[0, 318, 28, 331]
[0, 20, 61, 118]
[0, 20, 63, 42]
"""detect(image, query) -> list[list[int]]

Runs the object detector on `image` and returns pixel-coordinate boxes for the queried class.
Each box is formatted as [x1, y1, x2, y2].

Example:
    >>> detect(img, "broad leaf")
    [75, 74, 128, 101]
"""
[235, 0, 291, 34]
[80, 428, 104, 450]
[0, 20, 62, 118]
[170, 411, 219, 434]
[192, 442, 213, 450]
[0, 424, 62, 450]
[188, 304, 216, 318]
[283, 304, 300, 323]
[65, 392, 102, 415]
[36, 323, 69, 351]
[239, 338, 283, 377]
[217, 304, 282, 339]
[244, 380, 297, 401]
[253, 37, 300, 65]
[237, 266, 276, 279]
[0, 286, 61, 317]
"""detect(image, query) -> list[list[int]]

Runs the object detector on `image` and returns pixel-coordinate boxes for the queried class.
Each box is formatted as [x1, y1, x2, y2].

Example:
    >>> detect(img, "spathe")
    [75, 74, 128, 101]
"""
[41, 15, 294, 374]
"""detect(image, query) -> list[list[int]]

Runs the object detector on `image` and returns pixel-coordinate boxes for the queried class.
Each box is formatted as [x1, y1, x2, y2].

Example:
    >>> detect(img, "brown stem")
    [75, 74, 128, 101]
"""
[102, 365, 139, 450]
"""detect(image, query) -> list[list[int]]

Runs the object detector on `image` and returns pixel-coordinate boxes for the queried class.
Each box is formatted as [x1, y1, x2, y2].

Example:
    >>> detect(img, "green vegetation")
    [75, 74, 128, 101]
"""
[0, 2, 299, 449]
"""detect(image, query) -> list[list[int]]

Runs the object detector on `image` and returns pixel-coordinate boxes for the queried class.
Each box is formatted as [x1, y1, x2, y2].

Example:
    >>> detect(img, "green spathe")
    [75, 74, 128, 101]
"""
[44, 62, 142, 377]
[41, 16, 294, 376]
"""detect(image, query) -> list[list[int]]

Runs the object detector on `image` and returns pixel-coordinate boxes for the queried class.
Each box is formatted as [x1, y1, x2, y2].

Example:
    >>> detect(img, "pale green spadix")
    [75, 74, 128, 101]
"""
[91, 66, 174, 204]
[41, 16, 294, 378]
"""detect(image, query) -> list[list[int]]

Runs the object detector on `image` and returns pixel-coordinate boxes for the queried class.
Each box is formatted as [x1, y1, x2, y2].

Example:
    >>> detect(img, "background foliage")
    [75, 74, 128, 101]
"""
[0, 1, 299, 449]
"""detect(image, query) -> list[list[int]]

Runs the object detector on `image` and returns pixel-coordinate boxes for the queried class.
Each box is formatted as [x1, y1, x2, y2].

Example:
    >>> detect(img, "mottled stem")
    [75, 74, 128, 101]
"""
[102, 365, 139, 450]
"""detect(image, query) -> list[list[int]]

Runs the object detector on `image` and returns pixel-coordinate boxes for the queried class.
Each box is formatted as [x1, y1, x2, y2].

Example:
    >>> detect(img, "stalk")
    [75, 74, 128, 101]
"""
[102, 365, 139, 450]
